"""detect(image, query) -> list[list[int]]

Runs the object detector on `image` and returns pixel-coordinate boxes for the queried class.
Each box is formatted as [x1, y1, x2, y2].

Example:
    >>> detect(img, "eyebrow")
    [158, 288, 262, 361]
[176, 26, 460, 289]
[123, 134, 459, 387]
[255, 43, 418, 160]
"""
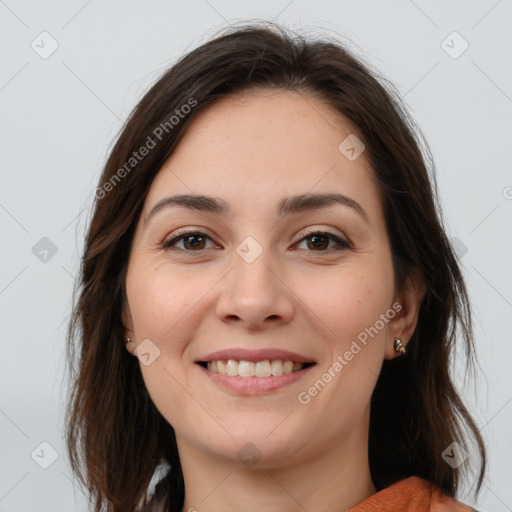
[144, 192, 369, 225]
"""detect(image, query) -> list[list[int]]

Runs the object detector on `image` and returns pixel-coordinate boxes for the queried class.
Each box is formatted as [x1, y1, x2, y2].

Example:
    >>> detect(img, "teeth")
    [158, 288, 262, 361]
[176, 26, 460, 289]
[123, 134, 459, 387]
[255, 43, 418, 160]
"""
[238, 360, 255, 377]
[270, 360, 283, 376]
[283, 361, 294, 374]
[226, 359, 238, 376]
[205, 359, 307, 377]
[255, 360, 271, 377]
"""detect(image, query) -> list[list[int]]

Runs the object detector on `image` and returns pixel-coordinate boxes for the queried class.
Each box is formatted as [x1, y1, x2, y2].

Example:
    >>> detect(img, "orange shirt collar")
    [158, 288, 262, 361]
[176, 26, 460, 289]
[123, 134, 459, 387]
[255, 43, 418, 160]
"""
[347, 476, 477, 512]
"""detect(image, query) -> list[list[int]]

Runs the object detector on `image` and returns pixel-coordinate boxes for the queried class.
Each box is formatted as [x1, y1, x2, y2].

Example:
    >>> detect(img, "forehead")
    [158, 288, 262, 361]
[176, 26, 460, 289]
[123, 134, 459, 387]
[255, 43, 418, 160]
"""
[168, 88, 365, 167]
[143, 88, 379, 219]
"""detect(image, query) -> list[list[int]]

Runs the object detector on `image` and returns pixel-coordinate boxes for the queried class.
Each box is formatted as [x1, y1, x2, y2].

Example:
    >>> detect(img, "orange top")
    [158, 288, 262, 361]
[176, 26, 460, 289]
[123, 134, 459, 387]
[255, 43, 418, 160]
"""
[347, 476, 478, 512]
[146, 475, 480, 511]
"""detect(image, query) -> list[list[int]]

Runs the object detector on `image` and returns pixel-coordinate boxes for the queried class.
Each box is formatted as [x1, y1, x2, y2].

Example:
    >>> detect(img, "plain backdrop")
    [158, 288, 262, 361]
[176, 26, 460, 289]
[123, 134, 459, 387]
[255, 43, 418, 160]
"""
[1, 1, 511, 511]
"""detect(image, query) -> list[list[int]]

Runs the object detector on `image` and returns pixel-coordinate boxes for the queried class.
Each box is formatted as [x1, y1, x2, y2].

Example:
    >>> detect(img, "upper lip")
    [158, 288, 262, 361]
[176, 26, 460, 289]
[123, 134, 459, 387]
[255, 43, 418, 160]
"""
[196, 348, 317, 364]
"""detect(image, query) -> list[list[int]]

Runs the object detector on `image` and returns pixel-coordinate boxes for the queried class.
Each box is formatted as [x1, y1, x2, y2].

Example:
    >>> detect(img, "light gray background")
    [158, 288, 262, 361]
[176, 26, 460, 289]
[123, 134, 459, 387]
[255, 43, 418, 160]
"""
[1, 1, 511, 511]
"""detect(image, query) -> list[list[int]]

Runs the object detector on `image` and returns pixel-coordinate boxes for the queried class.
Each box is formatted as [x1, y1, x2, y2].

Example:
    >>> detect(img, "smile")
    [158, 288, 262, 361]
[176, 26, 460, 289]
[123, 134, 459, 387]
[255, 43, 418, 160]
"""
[196, 359, 317, 395]
[198, 359, 315, 377]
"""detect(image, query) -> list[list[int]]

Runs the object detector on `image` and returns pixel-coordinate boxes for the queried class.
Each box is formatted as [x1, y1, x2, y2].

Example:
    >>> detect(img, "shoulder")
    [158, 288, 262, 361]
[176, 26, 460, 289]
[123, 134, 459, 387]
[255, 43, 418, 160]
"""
[428, 479, 480, 512]
[348, 476, 481, 511]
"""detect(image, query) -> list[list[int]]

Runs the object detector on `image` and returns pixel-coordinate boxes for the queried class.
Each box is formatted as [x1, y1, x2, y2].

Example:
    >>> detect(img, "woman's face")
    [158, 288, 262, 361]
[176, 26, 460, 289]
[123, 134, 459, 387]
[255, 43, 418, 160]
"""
[124, 88, 415, 468]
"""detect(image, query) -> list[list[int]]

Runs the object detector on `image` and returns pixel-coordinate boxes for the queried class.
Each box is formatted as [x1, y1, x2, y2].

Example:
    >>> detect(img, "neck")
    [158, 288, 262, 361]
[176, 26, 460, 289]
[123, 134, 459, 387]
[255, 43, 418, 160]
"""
[177, 409, 377, 512]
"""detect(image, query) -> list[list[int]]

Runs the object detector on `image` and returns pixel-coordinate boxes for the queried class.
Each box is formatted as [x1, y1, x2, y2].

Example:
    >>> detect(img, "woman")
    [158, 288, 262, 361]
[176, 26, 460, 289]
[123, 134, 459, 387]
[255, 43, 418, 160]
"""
[65, 21, 487, 512]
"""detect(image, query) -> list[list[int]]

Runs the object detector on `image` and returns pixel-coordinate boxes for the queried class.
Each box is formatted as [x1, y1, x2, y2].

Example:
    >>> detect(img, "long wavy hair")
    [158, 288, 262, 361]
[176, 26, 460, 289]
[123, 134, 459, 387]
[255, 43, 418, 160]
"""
[64, 20, 487, 512]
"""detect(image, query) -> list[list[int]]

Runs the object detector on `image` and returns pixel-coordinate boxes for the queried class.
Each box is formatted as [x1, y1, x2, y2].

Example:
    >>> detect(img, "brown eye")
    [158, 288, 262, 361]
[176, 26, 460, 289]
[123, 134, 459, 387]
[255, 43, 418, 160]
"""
[162, 231, 215, 251]
[295, 230, 350, 252]
[161, 229, 350, 254]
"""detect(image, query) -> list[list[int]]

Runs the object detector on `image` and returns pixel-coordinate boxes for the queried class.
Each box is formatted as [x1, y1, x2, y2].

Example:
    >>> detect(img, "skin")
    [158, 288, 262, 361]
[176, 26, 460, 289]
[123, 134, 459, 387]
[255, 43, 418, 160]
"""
[123, 88, 425, 512]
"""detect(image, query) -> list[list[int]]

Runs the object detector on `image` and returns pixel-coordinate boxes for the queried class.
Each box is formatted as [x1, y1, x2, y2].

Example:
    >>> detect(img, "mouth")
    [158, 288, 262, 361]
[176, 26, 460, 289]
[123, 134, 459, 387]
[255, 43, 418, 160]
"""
[194, 348, 317, 394]
[196, 359, 317, 395]
[196, 359, 316, 377]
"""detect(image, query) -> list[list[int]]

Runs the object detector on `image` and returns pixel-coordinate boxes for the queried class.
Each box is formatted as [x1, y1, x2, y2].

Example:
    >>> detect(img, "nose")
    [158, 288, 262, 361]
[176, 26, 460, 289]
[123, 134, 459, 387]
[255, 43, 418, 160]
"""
[215, 245, 295, 331]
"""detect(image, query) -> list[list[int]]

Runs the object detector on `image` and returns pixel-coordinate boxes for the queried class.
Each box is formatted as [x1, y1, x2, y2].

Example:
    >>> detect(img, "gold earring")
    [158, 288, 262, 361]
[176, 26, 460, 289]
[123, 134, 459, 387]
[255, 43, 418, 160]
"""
[394, 337, 406, 355]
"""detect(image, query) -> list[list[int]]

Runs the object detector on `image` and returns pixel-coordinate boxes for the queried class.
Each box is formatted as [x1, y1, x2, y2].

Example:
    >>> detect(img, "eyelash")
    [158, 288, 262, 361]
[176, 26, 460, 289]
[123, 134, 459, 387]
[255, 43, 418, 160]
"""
[161, 229, 350, 253]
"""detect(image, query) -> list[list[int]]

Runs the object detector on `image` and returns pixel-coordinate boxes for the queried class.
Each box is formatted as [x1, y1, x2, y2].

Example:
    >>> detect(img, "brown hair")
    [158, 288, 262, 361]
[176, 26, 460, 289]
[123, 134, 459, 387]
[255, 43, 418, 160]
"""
[65, 20, 487, 512]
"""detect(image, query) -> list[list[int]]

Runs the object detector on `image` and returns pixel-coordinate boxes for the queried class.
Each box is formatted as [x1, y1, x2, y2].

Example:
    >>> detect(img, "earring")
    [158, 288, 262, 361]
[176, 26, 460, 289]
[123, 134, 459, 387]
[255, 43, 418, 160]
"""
[394, 337, 406, 355]
[125, 337, 136, 355]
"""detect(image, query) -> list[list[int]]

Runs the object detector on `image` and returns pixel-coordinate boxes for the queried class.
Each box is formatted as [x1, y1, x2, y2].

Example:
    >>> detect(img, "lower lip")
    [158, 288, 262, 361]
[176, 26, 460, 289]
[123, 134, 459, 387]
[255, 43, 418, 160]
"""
[197, 364, 316, 395]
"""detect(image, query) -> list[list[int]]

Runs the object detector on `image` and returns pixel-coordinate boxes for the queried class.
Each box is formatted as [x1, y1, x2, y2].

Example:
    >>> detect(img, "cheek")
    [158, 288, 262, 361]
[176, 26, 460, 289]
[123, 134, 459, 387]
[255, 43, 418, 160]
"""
[299, 260, 395, 344]
[308, 261, 394, 402]
[126, 263, 204, 428]
[127, 262, 202, 340]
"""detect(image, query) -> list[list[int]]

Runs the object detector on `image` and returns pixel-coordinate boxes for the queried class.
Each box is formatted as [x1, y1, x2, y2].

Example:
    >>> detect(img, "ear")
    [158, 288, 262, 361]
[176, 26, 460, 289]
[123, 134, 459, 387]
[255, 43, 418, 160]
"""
[122, 296, 137, 356]
[384, 270, 426, 360]
[125, 338, 137, 356]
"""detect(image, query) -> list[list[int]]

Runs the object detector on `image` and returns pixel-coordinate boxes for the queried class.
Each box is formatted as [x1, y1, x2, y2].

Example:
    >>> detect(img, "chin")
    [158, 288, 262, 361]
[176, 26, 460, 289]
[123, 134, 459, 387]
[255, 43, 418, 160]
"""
[201, 420, 306, 464]
[206, 437, 303, 470]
